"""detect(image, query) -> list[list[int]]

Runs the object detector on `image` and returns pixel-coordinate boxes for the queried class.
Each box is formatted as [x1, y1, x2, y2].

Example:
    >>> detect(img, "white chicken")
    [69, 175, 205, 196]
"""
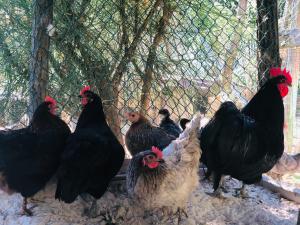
[126, 113, 201, 219]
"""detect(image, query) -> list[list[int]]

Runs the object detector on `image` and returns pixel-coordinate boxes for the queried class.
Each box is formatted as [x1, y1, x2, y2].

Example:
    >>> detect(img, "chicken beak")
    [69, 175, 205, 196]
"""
[124, 112, 130, 118]
[157, 159, 165, 163]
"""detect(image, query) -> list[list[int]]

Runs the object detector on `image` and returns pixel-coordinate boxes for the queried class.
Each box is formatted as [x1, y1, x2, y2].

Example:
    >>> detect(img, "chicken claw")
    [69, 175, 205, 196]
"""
[175, 207, 188, 223]
[233, 184, 250, 198]
[206, 188, 226, 199]
[84, 199, 99, 218]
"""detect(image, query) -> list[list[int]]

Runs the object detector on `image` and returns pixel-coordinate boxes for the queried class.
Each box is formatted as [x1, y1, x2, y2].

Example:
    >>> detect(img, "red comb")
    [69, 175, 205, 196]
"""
[151, 146, 163, 159]
[270, 67, 292, 85]
[80, 86, 91, 96]
[44, 96, 56, 106]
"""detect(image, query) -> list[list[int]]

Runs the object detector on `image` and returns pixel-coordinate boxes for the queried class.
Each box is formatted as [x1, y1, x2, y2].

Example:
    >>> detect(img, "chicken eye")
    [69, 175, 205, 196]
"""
[132, 115, 135, 118]
[148, 155, 154, 160]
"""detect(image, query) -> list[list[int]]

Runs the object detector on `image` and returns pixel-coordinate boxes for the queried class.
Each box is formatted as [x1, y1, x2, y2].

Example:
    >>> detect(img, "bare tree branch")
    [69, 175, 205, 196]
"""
[221, 0, 248, 95]
[0, 32, 28, 76]
[111, 0, 163, 95]
[108, 0, 130, 77]
[140, 0, 174, 113]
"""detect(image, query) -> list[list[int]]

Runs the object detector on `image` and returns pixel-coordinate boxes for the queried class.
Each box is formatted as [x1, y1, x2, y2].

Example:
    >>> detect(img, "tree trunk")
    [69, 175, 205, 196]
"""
[140, 0, 174, 114]
[221, 0, 248, 95]
[28, 0, 53, 117]
[257, 0, 281, 86]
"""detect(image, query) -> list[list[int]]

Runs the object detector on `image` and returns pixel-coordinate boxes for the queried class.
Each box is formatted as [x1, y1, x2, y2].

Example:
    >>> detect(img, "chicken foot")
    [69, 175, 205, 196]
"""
[80, 194, 99, 218]
[156, 206, 187, 222]
[84, 199, 99, 218]
[29, 197, 45, 204]
[206, 187, 226, 199]
[176, 207, 188, 222]
[233, 183, 249, 198]
[206, 176, 227, 198]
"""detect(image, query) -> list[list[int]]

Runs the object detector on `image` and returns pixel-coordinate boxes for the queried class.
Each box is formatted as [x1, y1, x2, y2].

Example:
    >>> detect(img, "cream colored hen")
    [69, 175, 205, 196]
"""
[126, 113, 201, 218]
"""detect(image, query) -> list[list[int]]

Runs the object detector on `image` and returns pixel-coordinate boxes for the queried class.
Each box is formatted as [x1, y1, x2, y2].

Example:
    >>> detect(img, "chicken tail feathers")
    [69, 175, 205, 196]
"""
[179, 112, 201, 140]
[163, 112, 201, 164]
[175, 112, 201, 150]
[55, 170, 83, 204]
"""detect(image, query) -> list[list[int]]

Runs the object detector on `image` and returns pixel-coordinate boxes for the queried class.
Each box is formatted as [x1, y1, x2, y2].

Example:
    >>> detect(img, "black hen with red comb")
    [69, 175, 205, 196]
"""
[55, 86, 125, 211]
[200, 68, 291, 197]
[0, 96, 71, 215]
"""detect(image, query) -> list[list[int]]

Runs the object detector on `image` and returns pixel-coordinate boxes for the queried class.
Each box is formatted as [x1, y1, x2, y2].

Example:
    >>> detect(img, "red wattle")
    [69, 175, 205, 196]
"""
[147, 161, 159, 169]
[50, 108, 56, 115]
[278, 84, 288, 98]
[81, 97, 88, 106]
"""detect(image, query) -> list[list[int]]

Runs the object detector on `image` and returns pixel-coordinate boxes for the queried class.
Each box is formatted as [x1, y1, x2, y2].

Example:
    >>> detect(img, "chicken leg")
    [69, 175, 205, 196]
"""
[206, 175, 227, 198]
[21, 198, 33, 216]
[81, 194, 98, 218]
[82, 199, 99, 218]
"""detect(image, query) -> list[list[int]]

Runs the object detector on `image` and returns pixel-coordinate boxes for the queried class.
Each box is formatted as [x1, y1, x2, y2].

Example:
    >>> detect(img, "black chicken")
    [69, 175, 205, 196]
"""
[125, 111, 175, 156]
[158, 108, 182, 137]
[0, 96, 71, 215]
[55, 86, 125, 214]
[179, 118, 191, 131]
[200, 68, 292, 197]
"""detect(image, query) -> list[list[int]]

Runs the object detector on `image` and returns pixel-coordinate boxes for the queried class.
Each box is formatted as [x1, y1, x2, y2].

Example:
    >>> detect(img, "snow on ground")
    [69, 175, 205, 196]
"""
[0, 177, 298, 225]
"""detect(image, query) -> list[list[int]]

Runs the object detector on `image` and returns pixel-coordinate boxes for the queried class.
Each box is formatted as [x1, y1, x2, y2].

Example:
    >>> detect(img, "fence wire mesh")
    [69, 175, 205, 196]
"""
[0, 0, 281, 145]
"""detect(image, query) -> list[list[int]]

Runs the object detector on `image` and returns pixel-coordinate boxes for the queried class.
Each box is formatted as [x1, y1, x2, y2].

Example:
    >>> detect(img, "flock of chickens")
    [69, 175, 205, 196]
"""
[0, 68, 292, 221]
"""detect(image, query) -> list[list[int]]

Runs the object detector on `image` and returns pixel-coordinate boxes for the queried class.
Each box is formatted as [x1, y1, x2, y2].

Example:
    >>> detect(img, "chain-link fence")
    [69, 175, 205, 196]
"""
[0, 0, 282, 145]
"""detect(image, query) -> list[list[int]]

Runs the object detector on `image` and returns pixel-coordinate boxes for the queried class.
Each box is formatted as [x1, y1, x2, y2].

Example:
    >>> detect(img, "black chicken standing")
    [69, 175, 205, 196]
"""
[158, 108, 182, 137]
[0, 96, 71, 215]
[200, 68, 292, 197]
[55, 86, 125, 215]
